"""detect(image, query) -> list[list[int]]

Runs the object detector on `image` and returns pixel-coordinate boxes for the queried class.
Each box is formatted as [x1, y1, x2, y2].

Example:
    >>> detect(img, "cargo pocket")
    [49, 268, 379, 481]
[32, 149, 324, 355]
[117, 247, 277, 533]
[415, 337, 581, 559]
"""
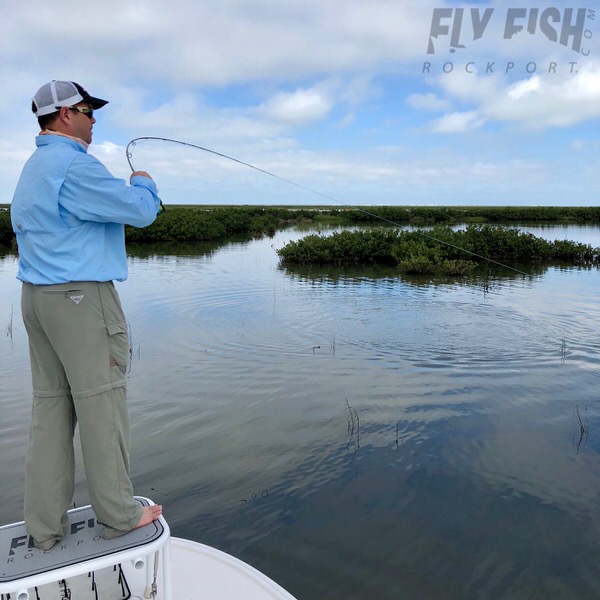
[106, 321, 130, 378]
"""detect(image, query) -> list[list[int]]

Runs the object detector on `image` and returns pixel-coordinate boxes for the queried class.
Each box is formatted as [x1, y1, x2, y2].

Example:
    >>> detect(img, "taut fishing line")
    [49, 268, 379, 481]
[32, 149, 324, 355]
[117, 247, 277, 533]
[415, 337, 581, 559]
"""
[126, 136, 530, 277]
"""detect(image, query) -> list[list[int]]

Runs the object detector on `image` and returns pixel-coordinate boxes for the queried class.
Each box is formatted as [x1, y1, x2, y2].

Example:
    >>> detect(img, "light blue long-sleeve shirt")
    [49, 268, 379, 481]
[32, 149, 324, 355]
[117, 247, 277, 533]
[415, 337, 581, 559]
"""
[11, 134, 161, 284]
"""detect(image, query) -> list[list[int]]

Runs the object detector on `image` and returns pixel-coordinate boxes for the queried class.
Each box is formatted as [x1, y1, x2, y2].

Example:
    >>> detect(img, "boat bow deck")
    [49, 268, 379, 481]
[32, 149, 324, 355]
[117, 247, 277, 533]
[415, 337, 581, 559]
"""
[0, 497, 170, 599]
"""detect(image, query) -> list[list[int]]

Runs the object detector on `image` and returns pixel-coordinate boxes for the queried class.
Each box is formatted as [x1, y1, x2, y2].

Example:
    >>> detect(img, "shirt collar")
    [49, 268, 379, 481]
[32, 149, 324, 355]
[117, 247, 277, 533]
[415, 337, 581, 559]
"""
[39, 129, 89, 151]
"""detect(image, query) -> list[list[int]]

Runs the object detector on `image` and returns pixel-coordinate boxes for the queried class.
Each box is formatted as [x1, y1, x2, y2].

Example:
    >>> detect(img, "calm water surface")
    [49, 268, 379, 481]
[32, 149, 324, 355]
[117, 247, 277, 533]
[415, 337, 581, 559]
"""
[1, 224, 599, 599]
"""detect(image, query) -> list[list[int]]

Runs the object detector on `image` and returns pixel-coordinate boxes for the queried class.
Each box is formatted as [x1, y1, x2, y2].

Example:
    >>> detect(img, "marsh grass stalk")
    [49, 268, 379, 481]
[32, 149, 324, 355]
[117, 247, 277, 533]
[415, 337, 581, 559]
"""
[395, 422, 405, 449]
[346, 398, 360, 449]
[6, 304, 13, 340]
[574, 405, 588, 454]
[312, 337, 336, 354]
[560, 338, 567, 363]
[128, 324, 134, 373]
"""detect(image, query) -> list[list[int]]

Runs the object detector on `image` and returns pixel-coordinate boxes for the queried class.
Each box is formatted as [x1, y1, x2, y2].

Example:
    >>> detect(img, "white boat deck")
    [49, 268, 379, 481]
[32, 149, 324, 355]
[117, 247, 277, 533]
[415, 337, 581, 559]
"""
[0, 497, 171, 600]
[1, 497, 298, 600]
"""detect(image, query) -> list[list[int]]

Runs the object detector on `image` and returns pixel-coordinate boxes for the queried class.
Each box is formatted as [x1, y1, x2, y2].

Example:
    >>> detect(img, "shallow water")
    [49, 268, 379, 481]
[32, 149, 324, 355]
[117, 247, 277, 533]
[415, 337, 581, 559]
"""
[1, 224, 599, 599]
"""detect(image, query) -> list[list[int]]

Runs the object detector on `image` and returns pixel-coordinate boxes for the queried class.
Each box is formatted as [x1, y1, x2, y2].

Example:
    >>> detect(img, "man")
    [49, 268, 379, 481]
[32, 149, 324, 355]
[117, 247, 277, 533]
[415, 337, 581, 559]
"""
[11, 80, 162, 550]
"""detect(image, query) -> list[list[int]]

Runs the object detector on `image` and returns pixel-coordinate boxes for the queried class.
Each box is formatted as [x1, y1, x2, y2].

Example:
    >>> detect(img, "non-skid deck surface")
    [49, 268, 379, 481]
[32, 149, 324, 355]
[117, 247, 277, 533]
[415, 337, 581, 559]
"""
[0, 497, 164, 582]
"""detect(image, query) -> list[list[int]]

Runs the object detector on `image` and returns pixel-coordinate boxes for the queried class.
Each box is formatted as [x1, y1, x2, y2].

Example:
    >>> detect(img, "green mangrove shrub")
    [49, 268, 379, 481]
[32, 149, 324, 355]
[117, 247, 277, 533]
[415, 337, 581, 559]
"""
[0, 208, 14, 245]
[277, 225, 600, 273]
[1, 204, 600, 247]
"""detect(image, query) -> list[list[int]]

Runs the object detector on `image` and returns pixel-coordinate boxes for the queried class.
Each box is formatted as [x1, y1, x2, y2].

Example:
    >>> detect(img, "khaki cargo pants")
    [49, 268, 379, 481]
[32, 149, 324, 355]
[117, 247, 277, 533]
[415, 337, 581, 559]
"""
[21, 281, 143, 549]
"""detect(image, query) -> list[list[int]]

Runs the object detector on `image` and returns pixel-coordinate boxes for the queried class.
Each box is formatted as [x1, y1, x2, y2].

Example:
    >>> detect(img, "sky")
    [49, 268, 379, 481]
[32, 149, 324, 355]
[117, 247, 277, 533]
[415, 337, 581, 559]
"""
[1, 0, 599, 207]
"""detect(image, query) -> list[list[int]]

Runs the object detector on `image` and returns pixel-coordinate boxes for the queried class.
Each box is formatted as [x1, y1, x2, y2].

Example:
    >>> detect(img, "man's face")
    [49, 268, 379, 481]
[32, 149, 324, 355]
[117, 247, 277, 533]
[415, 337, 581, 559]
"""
[69, 103, 96, 144]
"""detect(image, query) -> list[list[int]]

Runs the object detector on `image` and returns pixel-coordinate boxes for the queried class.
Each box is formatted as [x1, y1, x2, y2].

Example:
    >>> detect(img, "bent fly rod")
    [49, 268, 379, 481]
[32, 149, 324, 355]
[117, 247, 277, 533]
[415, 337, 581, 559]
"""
[126, 136, 530, 278]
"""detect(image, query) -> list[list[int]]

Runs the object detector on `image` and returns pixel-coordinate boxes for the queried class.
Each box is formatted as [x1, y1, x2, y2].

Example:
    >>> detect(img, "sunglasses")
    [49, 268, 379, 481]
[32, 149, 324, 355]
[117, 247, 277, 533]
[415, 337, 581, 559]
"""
[67, 105, 94, 119]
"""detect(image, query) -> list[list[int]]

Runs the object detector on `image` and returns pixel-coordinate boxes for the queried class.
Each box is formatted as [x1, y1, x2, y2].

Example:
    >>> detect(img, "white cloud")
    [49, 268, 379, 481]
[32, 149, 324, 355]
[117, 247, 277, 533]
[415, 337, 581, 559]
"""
[430, 111, 485, 133]
[486, 66, 600, 127]
[0, 0, 436, 88]
[406, 92, 452, 112]
[1, 1, 599, 206]
[425, 61, 600, 131]
[96, 141, 121, 155]
[260, 87, 334, 126]
[256, 76, 379, 128]
[571, 140, 584, 151]
[507, 75, 542, 100]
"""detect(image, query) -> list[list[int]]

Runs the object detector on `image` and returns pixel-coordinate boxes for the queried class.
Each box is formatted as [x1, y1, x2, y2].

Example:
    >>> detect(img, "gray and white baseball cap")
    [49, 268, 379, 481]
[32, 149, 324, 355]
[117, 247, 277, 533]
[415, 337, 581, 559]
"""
[32, 80, 108, 117]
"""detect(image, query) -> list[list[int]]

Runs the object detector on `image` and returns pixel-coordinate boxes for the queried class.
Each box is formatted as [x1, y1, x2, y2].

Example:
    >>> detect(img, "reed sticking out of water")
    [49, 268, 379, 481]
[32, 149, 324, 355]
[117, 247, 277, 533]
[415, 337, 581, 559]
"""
[560, 338, 567, 363]
[395, 422, 406, 449]
[6, 305, 13, 340]
[346, 398, 360, 449]
[312, 337, 336, 355]
[574, 405, 588, 454]
[128, 324, 134, 373]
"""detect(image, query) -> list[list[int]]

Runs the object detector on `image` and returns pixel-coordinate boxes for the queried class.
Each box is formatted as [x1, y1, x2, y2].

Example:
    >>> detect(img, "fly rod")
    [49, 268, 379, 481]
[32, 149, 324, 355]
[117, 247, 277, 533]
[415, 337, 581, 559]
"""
[126, 136, 531, 277]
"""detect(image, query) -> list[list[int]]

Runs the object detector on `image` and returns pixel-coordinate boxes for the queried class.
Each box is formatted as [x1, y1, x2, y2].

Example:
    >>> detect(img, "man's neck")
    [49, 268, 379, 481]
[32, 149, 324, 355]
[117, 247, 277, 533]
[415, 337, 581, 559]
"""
[40, 129, 89, 151]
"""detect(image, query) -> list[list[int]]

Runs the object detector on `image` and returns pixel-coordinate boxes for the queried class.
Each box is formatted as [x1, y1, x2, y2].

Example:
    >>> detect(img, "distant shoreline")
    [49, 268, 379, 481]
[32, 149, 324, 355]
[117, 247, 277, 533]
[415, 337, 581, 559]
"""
[1, 204, 599, 248]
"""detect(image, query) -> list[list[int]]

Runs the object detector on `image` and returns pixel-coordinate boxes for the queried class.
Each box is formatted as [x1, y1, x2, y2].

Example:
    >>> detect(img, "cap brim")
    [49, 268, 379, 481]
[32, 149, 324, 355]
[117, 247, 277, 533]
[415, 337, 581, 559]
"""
[72, 82, 109, 110]
[86, 96, 109, 110]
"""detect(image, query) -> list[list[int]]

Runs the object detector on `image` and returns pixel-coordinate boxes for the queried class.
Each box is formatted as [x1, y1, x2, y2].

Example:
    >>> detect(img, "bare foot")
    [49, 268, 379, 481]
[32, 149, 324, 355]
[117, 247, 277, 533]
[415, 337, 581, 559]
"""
[134, 505, 163, 529]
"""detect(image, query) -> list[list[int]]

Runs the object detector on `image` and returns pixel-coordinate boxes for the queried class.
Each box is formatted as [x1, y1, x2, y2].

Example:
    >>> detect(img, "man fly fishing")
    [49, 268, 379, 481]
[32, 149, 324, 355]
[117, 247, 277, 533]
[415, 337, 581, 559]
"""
[11, 80, 163, 550]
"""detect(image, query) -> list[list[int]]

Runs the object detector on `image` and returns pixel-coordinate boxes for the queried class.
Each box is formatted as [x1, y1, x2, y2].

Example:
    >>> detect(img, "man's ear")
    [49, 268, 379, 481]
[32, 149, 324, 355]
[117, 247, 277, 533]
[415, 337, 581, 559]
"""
[58, 106, 72, 122]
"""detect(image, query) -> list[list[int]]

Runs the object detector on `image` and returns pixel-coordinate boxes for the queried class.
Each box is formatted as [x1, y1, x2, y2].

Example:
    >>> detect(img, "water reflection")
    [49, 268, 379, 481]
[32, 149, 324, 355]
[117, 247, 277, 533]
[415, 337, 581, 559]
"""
[279, 262, 551, 285]
[1, 225, 600, 599]
[127, 239, 233, 259]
